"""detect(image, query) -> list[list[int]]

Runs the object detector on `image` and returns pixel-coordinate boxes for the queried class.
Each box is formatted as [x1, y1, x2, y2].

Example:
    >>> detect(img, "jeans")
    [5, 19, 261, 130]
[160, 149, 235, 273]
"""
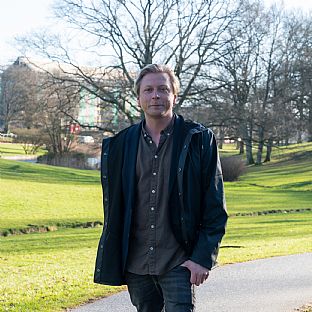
[125, 265, 195, 312]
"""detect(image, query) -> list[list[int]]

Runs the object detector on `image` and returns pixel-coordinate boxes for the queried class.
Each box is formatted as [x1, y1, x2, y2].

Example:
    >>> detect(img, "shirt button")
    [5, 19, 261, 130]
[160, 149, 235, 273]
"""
[154, 155, 158, 159]
[151, 207, 155, 211]
[151, 189, 156, 194]
[153, 172, 157, 176]
[151, 225, 155, 229]
[150, 247, 154, 251]
[149, 140, 153, 144]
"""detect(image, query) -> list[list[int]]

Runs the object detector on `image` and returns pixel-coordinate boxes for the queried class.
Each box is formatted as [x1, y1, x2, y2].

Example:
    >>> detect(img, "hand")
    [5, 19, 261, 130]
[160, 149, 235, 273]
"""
[181, 260, 210, 286]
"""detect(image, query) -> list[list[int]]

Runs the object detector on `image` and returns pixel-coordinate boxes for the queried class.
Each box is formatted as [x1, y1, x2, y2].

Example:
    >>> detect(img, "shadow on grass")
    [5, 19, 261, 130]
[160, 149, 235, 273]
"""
[255, 218, 311, 224]
[244, 181, 311, 190]
[0, 228, 101, 254]
[240, 157, 312, 191]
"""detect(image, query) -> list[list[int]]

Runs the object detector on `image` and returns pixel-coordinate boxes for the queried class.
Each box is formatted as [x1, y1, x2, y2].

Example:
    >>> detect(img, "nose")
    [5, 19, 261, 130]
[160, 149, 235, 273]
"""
[152, 90, 160, 99]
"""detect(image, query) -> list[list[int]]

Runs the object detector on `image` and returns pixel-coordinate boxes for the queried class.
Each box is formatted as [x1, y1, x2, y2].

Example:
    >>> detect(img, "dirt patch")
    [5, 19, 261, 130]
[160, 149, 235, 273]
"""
[1, 221, 103, 237]
[295, 303, 312, 312]
[230, 208, 311, 217]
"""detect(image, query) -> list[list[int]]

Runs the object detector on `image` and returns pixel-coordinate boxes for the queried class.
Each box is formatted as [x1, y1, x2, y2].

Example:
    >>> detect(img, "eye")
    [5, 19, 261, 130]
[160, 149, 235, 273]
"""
[144, 87, 153, 93]
[159, 86, 169, 93]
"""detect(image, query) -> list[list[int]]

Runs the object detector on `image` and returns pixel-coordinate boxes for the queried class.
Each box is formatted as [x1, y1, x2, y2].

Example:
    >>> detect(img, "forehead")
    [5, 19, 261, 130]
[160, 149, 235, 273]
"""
[140, 72, 171, 86]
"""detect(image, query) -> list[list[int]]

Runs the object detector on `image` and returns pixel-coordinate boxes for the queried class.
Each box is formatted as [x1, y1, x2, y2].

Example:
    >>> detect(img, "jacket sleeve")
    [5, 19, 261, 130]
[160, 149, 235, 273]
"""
[189, 130, 228, 270]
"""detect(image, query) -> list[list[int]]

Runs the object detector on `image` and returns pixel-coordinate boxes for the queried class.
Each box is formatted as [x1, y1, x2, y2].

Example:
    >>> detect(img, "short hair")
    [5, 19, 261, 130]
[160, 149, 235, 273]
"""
[134, 64, 180, 97]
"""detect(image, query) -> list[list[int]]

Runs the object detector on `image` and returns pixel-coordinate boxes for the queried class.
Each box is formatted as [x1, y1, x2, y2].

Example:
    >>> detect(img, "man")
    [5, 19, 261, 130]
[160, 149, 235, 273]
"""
[94, 64, 227, 312]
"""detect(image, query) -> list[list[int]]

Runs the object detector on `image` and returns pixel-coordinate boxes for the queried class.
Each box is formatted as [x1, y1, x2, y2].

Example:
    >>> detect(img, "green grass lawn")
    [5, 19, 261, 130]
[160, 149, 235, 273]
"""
[225, 161, 311, 214]
[218, 212, 312, 264]
[0, 142, 28, 156]
[0, 159, 102, 232]
[222, 142, 312, 214]
[0, 228, 123, 312]
[0, 142, 47, 157]
[219, 140, 312, 163]
[1, 213, 311, 311]
[0, 142, 311, 311]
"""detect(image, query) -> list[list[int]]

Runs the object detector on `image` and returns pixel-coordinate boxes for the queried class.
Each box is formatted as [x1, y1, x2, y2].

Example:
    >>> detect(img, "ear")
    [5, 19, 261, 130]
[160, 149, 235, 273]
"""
[172, 95, 177, 106]
[137, 97, 141, 108]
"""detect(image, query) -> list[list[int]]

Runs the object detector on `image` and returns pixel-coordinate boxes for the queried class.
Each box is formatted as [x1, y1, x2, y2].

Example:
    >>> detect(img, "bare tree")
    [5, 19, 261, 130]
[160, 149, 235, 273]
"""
[16, 0, 238, 132]
[288, 16, 312, 143]
[272, 12, 312, 145]
[253, 5, 284, 164]
[0, 63, 39, 133]
[35, 74, 82, 154]
[211, 0, 273, 164]
[0, 59, 81, 154]
[10, 0, 312, 163]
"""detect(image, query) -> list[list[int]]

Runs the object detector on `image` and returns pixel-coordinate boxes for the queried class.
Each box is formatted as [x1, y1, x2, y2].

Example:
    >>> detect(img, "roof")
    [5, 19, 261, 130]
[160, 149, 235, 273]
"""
[12, 56, 133, 81]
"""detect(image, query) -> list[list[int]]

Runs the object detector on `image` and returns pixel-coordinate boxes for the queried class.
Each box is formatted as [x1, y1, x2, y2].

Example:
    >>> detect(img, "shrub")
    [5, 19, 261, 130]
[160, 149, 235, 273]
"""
[220, 156, 246, 182]
[12, 128, 49, 154]
[37, 151, 97, 169]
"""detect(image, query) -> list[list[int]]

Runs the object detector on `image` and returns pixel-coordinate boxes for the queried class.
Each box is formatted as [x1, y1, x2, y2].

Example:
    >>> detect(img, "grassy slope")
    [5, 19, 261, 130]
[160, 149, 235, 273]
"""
[218, 142, 312, 263]
[0, 142, 46, 156]
[0, 157, 117, 311]
[0, 228, 123, 312]
[0, 159, 102, 231]
[0, 142, 27, 156]
[0, 142, 311, 311]
[222, 142, 311, 214]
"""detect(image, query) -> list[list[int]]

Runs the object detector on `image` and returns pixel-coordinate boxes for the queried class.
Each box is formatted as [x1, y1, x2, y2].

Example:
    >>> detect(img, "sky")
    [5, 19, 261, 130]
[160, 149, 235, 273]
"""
[0, 0, 312, 66]
[0, 0, 54, 65]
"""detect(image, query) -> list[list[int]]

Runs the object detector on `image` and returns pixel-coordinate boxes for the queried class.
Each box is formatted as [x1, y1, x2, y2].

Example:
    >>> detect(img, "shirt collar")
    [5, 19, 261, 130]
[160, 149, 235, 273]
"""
[142, 113, 176, 138]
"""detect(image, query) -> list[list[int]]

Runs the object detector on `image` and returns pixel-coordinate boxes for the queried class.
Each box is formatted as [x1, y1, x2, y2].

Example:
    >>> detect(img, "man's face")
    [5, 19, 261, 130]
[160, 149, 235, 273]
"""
[138, 72, 176, 119]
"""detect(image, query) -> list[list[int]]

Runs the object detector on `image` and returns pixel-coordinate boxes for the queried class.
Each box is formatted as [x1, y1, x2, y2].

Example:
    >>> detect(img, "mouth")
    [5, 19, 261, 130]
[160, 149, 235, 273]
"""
[150, 104, 164, 107]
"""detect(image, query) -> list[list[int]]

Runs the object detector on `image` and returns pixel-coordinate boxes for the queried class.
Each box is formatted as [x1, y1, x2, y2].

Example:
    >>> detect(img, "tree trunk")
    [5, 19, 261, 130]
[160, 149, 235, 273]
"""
[297, 129, 302, 144]
[238, 125, 245, 154]
[245, 138, 254, 165]
[236, 140, 239, 150]
[256, 142, 263, 165]
[239, 140, 244, 154]
[3, 110, 9, 133]
[256, 127, 264, 165]
[308, 103, 312, 142]
[264, 137, 273, 162]
[3, 123, 9, 134]
[297, 107, 304, 143]
[218, 128, 225, 149]
[242, 124, 254, 165]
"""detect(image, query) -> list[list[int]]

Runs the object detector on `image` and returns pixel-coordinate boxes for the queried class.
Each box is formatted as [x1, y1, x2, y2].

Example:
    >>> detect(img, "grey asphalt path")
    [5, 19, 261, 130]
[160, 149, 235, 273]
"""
[71, 253, 312, 312]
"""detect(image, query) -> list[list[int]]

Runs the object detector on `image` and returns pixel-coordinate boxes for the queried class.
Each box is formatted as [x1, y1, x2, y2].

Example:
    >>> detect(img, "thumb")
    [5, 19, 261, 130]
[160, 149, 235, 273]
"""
[190, 270, 197, 284]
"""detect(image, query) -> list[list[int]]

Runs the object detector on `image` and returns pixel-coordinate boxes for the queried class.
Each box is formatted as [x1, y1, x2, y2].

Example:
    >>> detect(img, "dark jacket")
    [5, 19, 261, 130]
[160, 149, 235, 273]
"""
[94, 115, 228, 286]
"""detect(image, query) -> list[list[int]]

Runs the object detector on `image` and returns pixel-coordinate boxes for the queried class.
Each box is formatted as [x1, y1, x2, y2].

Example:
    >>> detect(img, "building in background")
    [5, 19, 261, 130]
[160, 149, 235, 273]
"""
[0, 56, 137, 136]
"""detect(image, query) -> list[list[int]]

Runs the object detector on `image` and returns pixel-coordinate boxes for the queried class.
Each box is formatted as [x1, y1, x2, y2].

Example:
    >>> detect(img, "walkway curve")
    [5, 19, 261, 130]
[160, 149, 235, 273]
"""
[71, 253, 312, 312]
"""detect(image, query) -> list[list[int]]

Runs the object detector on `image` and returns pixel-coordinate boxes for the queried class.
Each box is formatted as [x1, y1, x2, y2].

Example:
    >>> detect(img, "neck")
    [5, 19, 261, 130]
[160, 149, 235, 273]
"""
[144, 114, 173, 146]
[145, 114, 173, 136]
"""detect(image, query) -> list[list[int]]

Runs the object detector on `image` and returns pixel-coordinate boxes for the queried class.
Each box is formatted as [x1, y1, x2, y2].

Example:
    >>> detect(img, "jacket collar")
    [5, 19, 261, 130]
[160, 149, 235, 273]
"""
[122, 123, 141, 203]
[121, 115, 201, 209]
